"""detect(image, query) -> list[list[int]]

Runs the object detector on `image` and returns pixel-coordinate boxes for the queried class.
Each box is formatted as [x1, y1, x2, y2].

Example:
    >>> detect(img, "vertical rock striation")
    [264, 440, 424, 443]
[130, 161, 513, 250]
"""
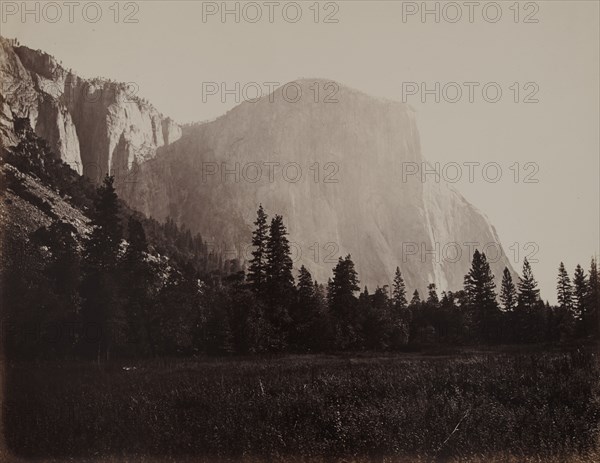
[0, 36, 181, 178]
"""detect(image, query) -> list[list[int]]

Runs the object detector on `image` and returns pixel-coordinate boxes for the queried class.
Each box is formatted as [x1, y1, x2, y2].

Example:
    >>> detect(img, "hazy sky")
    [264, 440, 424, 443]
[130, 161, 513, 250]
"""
[2, 0, 599, 302]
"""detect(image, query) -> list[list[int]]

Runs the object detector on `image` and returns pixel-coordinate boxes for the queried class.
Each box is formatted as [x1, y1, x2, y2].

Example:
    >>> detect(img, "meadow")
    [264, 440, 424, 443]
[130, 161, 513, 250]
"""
[3, 348, 600, 462]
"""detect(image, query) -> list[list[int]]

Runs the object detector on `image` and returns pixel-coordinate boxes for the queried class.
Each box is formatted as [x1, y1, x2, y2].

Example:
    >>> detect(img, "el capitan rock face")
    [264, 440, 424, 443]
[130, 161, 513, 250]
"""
[119, 80, 513, 293]
[0, 38, 513, 293]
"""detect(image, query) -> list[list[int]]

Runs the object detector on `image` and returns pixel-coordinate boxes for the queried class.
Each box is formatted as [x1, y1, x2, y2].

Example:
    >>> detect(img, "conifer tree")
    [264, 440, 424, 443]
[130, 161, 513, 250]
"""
[410, 289, 421, 306]
[247, 204, 269, 293]
[517, 258, 540, 309]
[80, 175, 123, 361]
[312, 281, 331, 350]
[120, 216, 156, 355]
[265, 215, 295, 305]
[328, 255, 360, 317]
[464, 251, 498, 310]
[297, 265, 315, 302]
[327, 255, 360, 348]
[363, 286, 391, 350]
[499, 267, 517, 311]
[84, 175, 122, 266]
[291, 265, 317, 350]
[464, 250, 499, 341]
[556, 262, 573, 310]
[587, 258, 600, 337]
[572, 264, 588, 323]
[260, 214, 295, 349]
[392, 267, 407, 310]
[427, 283, 439, 306]
[389, 269, 410, 349]
[440, 291, 455, 308]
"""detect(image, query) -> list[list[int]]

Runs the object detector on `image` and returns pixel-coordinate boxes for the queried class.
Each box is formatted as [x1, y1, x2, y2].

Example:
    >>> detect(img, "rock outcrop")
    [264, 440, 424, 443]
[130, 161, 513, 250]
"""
[120, 80, 514, 293]
[0, 36, 181, 179]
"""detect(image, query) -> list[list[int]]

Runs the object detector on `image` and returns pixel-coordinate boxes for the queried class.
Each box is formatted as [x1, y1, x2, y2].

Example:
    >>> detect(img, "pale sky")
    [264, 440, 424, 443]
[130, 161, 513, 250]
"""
[2, 0, 599, 302]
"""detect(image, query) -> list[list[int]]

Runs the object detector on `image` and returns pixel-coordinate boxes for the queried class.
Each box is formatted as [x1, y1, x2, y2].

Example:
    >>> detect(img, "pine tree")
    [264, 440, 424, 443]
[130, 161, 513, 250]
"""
[426, 283, 439, 306]
[464, 250, 499, 342]
[247, 204, 269, 293]
[517, 258, 540, 309]
[120, 216, 156, 355]
[390, 268, 410, 349]
[327, 255, 360, 349]
[392, 267, 407, 311]
[513, 258, 543, 343]
[262, 214, 295, 349]
[363, 286, 391, 350]
[265, 215, 295, 304]
[440, 291, 455, 308]
[80, 175, 123, 361]
[464, 251, 498, 309]
[499, 267, 517, 311]
[297, 265, 315, 303]
[84, 175, 122, 267]
[556, 262, 573, 310]
[572, 264, 588, 325]
[291, 265, 317, 351]
[587, 258, 600, 337]
[410, 289, 421, 306]
[328, 255, 360, 317]
[312, 281, 331, 351]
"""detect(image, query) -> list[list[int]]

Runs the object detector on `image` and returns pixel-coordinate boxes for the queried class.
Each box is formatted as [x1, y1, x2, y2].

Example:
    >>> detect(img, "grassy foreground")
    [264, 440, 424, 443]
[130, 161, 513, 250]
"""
[3, 349, 600, 462]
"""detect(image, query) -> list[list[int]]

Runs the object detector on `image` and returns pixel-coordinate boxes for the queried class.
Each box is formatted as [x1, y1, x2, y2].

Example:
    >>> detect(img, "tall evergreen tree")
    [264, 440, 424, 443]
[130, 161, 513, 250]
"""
[328, 255, 360, 316]
[410, 289, 421, 307]
[312, 281, 331, 350]
[291, 266, 318, 351]
[247, 204, 269, 293]
[514, 258, 543, 343]
[363, 286, 391, 350]
[572, 264, 588, 327]
[297, 266, 315, 302]
[556, 262, 573, 310]
[80, 175, 123, 361]
[392, 267, 407, 310]
[426, 283, 439, 306]
[328, 255, 360, 349]
[517, 258, 540, 309]
[587, 258, 600, 337]
[261, 214, 295, 349]
[265, 215, 295, 304]
[499, 267, 517, 311]
[464, 251, 498, 309]
[84, 175, 122, 266]
[120, 216, 157, 355]
[464, 250, 499, 341]
[440, 291, 455, 309]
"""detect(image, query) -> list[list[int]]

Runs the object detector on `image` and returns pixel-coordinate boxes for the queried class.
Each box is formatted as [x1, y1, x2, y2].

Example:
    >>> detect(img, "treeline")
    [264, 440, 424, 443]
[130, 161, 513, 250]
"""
[1, 118, 599, 360]
[202, 206, 599, 352]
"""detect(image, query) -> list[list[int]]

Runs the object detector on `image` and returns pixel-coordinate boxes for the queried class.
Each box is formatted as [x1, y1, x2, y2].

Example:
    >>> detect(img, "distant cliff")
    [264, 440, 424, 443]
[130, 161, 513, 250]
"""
[120, 79, 515, 293]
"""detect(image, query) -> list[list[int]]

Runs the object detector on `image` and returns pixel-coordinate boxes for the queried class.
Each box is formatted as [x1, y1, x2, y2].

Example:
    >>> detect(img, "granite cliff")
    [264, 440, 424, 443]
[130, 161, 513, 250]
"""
[120, 80, 513, 292]
[0, 38, 513, 293]
[0, 37, 181, 179]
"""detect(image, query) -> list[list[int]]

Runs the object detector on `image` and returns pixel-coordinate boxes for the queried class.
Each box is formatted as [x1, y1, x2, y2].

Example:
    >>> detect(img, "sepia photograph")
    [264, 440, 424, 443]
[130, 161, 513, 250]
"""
[0, 1, 599, 461]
